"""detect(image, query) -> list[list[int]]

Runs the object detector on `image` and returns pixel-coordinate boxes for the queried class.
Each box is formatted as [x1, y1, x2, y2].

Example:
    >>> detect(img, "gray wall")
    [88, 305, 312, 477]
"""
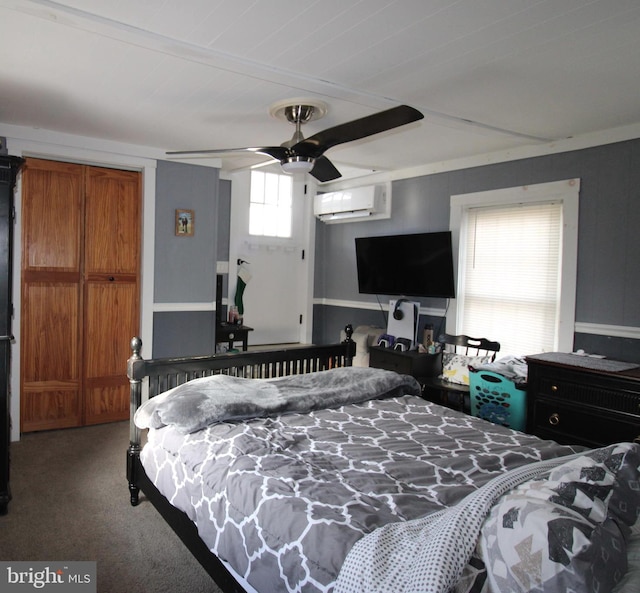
[216, 178, 232, 322]
[152, 160, 220, 357]
[217, 179, 231, 262]
[313, 138, 640, 362]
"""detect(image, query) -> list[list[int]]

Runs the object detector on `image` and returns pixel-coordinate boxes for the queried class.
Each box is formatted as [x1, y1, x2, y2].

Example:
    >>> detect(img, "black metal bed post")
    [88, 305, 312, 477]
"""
[127, 336, 144, 506]
[342, 324, 355, 365]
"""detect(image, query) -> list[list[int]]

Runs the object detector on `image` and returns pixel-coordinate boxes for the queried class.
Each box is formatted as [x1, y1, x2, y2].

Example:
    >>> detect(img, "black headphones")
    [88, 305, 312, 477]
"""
[392, 298, 410, 320]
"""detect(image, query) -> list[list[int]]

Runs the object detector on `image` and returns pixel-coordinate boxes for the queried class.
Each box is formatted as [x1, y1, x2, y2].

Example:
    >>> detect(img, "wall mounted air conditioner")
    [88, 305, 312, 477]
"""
[313, 183, 391, 223]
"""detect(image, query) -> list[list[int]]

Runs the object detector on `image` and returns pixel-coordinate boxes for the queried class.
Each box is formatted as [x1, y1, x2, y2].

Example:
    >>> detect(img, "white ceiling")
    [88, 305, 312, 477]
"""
[2, 0, 640, 184]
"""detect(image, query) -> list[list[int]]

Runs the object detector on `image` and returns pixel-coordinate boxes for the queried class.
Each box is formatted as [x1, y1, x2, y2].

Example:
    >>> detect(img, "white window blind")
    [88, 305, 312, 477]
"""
[461, 201, 562, 356]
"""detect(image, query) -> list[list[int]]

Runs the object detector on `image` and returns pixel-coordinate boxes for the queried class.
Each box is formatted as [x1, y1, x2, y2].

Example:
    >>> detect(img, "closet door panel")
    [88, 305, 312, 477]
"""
[21, 388, 81, 431]
[21, 282, 80, 381]
[83, 166, 140, 425]
[84, 281, 138, 377]
[84, 383, 129, 426]
[20, 282, 81, 431]
[21, 158, 84, 432]
[21, 159, 82, 272]
[84, 167, 141, 275]
[84, 281, 137, 424]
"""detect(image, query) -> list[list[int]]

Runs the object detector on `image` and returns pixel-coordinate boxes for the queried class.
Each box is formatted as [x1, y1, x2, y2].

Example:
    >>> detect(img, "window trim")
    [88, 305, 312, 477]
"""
[449, 179, 580, 352]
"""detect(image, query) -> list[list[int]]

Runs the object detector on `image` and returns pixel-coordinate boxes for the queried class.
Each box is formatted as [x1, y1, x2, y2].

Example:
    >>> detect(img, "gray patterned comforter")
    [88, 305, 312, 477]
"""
[336, 441, 640, 593]
[138, 368, 580, 593]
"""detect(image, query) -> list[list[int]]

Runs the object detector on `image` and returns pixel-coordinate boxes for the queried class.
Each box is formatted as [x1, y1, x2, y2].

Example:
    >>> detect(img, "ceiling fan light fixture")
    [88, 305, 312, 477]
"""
[168, 104, 422, 184]
[280, 156, 315, 175]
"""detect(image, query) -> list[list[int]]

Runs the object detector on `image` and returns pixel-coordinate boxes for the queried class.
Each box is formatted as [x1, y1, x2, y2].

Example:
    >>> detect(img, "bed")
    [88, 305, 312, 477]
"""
[127, 326, 640, 593]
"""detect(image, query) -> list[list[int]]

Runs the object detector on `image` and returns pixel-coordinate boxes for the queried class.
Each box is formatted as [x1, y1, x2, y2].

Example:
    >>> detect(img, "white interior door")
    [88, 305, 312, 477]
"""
[228, 170, 314, 346]
[239, 245, 305, 344]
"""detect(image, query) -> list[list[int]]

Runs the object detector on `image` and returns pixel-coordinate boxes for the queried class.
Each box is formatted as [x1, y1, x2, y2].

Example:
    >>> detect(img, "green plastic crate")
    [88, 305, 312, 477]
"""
[470, 369, 527, 431]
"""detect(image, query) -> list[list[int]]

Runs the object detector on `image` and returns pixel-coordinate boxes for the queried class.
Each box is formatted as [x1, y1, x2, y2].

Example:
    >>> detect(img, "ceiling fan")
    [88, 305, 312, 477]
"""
[167, 103, 424, 182]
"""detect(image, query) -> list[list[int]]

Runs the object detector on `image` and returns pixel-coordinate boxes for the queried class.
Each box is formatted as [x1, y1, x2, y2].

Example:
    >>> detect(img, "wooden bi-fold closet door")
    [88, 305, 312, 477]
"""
[20, 158, 141, 432]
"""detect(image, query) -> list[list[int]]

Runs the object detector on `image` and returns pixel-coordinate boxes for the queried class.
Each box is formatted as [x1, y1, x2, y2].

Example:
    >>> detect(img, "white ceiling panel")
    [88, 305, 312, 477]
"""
[1, 0, 639, 184]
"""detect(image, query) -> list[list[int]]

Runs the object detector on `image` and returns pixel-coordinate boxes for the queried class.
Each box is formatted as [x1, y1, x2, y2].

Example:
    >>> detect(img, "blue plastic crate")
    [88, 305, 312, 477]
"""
[469, 369, 527, 431]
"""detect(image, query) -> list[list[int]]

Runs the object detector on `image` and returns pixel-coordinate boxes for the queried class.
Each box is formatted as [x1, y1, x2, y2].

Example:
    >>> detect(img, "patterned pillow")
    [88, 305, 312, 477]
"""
[478, 443, 640, 593]
[440, 353, 492, 385]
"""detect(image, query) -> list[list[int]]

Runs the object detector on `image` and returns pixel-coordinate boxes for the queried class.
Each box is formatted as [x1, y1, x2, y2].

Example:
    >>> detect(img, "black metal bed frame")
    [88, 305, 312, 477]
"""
[126, 326, 355, 592]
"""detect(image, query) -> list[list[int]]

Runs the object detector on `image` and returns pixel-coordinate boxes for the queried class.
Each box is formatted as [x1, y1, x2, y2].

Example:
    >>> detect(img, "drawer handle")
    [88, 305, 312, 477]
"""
[548, 413, 560, 426]
[550, 384, 558, 392]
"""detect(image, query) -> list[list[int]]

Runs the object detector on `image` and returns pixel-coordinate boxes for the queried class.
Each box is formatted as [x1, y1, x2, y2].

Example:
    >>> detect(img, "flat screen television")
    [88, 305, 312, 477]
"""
[355, 231, 456, 298]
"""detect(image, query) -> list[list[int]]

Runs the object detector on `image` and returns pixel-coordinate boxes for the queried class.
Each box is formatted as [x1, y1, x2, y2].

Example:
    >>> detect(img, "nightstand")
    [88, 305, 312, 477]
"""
[215, 323, 253, 352]
[369, 347, 473, 411]
[369, 346, 441, 381]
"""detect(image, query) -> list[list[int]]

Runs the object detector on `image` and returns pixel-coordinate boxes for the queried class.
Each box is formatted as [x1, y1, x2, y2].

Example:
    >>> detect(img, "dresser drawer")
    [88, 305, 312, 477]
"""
[532, 398, 640, 447]
[537, 373, 640, 415]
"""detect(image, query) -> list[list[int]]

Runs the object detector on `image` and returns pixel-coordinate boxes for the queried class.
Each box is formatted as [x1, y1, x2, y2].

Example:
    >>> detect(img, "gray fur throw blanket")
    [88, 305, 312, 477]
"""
[135, 366, 421, 433]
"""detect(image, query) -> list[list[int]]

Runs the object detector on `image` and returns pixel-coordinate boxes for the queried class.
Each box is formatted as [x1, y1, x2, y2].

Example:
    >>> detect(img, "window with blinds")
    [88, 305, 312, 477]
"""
[460, 202, 562, 355]
[450, 179, 580, 356]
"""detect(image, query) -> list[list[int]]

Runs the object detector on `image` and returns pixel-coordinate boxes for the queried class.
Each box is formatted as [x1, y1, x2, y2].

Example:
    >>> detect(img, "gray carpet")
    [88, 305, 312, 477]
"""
[0, 421, 222, 593]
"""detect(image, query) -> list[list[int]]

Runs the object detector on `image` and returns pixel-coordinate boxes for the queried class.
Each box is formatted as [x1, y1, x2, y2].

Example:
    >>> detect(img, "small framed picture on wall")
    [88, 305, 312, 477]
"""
[175, 209, 194, 236]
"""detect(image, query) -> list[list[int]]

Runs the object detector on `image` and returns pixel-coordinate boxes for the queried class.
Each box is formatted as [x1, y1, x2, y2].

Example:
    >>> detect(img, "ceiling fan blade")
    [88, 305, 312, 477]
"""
[293, 105, 423, 158]
[167, 146, 290, 161]
[309, 156, 341, 183]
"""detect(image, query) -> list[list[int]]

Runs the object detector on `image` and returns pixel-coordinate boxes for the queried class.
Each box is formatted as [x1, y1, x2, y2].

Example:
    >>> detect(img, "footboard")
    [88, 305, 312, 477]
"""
[127, 325, 355, 504]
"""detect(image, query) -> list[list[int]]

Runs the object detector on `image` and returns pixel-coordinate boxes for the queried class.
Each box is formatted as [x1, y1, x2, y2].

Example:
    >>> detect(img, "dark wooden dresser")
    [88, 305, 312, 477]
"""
[527, 353, 640, 448]
[0, 155, 23, 515]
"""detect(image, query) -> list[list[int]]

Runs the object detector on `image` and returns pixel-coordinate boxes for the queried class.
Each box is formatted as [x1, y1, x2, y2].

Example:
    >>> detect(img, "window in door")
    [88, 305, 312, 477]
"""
[449, 179, 579, 356]
[249, 170, 292, 237]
